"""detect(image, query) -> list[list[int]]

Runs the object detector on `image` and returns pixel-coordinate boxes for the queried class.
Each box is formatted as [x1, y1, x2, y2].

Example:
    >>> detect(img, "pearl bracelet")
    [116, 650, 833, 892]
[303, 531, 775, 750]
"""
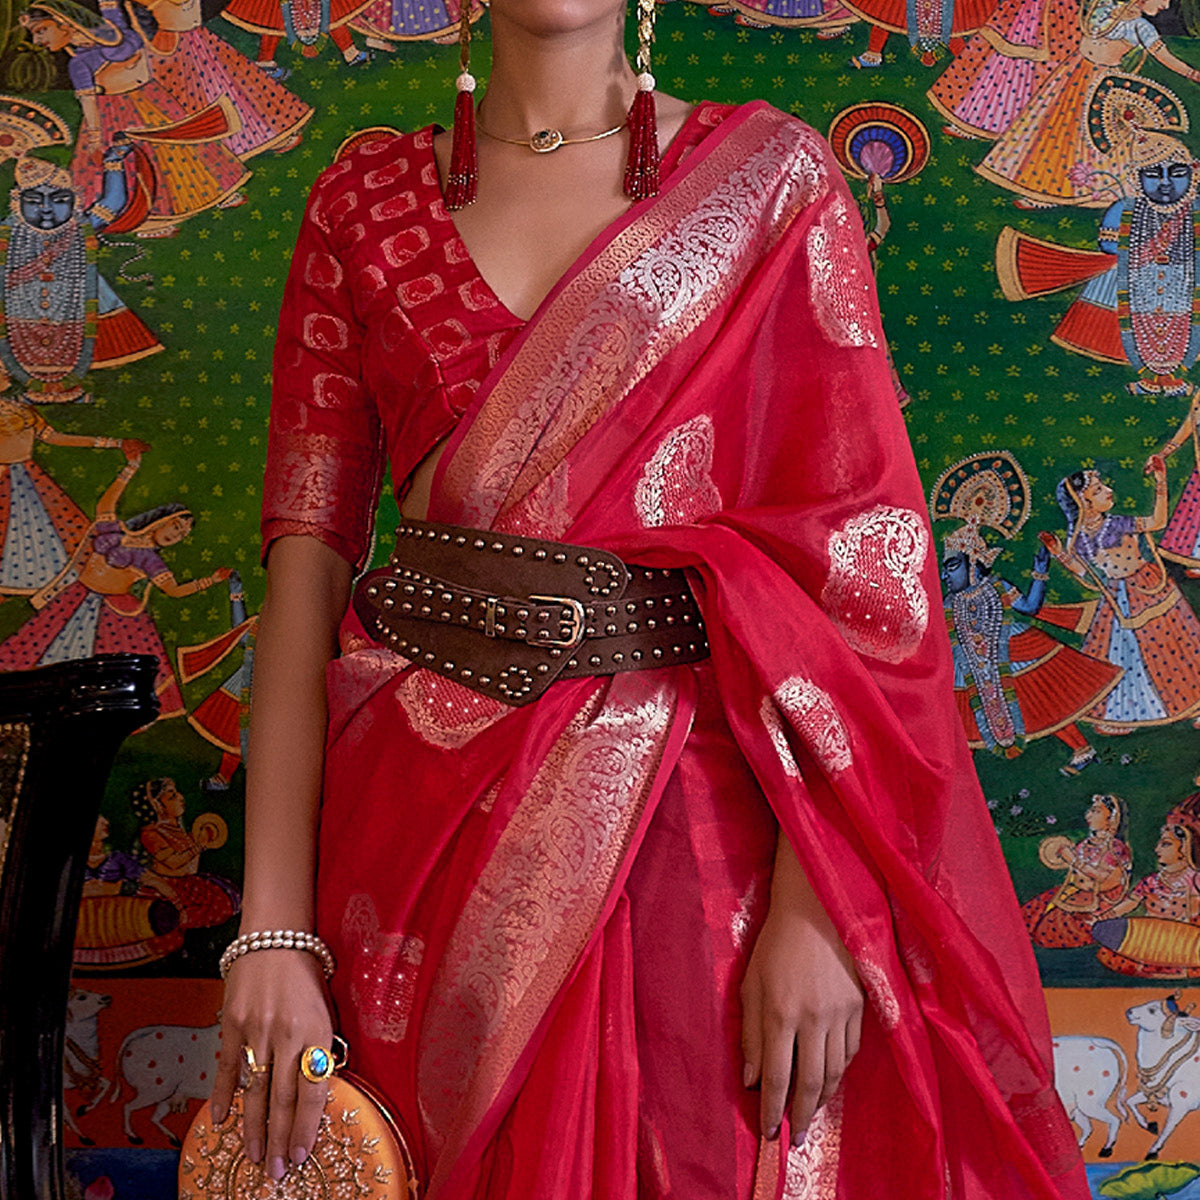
[219, 930, 336, 979]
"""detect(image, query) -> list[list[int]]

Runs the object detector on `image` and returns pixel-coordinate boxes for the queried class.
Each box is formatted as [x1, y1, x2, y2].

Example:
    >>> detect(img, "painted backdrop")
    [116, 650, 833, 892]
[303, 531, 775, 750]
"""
[4, 0, 1200, 1192]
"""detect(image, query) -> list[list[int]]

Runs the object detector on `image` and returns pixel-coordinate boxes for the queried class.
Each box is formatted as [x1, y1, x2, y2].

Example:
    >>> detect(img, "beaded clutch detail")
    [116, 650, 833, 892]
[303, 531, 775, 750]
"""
[179, 1072, 419, 1199]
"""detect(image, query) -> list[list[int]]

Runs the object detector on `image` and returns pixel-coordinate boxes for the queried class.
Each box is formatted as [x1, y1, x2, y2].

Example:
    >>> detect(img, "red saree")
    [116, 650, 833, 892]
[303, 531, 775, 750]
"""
[266, 101, 1086, 1199]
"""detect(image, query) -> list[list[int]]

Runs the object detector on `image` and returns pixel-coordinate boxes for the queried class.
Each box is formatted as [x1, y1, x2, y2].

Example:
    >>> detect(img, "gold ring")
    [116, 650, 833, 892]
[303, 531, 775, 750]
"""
[299, 1044, 335, 1083]
[242, 1045, 270, 1075]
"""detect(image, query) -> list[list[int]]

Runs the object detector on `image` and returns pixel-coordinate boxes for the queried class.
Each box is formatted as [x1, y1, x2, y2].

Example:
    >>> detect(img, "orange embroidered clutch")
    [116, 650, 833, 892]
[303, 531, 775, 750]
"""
[178, 1072, 419, 1199]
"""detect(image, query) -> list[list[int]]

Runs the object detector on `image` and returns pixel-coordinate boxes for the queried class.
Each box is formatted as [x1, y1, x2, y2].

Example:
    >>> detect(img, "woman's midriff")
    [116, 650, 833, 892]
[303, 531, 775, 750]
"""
[1092, 536, 1151, 580]
[398, 435, 451, 521]
[1080, 36, 1130, 64]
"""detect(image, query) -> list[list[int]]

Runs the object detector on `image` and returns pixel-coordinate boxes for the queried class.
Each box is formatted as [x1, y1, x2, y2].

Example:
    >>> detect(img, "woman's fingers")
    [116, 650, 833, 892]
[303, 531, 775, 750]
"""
[239, 1042, 272, 1164]
[846, 1005, 862, 1064]
[291, 1070, 330, 1167]
[758, 1012, 795, 1139]
[266, 1045, 301, 1180]
[817, 1028, 846, 1109]
[209, 1021, 241, 1125]
[787, 1022, 826, 1138]
[740, 976, 763, 1089]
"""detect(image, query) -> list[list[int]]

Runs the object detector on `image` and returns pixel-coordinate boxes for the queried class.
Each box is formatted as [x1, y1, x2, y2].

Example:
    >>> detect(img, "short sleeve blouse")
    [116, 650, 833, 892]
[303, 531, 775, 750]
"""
[261, 101, 734, 569]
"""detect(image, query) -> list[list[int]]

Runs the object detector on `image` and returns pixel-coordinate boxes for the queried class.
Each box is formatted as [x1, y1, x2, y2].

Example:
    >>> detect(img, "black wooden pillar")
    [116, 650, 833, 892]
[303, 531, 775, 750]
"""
[0, 655, 159, 1200]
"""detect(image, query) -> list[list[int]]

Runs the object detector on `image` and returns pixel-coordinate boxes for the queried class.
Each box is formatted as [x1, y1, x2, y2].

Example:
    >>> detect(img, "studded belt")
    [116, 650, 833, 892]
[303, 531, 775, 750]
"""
[352, 519, 709, 707]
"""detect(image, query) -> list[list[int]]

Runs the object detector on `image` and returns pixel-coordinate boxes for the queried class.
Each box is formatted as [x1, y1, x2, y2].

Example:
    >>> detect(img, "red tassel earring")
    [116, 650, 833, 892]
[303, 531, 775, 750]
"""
[624, 0, 659, 202]
[445, 3, 477, 210]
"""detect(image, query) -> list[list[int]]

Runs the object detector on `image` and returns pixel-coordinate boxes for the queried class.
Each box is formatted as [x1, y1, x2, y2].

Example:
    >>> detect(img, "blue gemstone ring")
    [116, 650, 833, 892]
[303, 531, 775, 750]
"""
[299, 1045, 334, 1083]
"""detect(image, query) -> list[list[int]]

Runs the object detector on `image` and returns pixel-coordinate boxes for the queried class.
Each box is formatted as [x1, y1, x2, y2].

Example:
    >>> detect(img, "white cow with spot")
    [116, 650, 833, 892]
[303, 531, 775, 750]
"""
[110, 1019, 222, 1145]
[1125, 994, 1200, 1159]
[63, 988, 113, 1143]
[1052, 1034, 1129, 1157]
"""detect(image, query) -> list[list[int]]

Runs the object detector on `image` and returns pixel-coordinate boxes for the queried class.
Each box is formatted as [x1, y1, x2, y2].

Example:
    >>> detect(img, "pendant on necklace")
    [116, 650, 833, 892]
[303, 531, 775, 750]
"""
[530, 129, 564, 153]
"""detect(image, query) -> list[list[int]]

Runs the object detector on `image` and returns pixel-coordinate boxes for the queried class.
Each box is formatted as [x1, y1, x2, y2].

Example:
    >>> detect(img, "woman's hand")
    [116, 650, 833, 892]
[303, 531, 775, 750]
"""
[210, 950, 333, 1180]
[741, 837, 863, 1146]
[1037, 530, 1062, 558]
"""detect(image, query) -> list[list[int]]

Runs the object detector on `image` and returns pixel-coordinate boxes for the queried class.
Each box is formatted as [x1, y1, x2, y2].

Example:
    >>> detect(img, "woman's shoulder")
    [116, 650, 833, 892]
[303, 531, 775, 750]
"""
[305, 125, 442, 238]
[705, 100, 841, 174]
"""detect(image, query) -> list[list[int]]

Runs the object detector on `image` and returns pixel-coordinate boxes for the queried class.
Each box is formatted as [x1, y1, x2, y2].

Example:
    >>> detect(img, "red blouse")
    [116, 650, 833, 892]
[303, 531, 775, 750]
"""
[261, 102, 733, 569]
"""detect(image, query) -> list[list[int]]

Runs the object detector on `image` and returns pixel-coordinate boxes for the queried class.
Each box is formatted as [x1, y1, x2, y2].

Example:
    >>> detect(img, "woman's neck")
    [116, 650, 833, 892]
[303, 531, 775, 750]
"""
[480, 12, 637, 139]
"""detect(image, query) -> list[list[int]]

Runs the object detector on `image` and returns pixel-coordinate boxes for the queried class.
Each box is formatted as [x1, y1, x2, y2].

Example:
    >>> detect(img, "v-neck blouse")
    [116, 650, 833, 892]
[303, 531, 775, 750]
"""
[262, 100, 734, 570]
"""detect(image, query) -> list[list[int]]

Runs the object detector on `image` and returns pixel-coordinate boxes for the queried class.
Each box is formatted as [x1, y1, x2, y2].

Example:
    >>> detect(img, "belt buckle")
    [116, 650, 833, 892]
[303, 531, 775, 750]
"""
[529, 595, 586, 650]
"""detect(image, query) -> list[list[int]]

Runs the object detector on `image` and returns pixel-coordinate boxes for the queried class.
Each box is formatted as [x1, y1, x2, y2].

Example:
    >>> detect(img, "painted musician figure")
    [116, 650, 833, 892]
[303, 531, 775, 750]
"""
[209, 0, 1090, 1195]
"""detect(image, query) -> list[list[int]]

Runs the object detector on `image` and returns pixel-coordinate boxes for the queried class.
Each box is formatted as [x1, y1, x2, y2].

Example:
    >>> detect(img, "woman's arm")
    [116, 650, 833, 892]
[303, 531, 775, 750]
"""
[209, 535, 351, 1180]
[1138, 454, 1169, 533]
[95, 453, 141, 521]
[141, 827, 199, 872]
[1149, 41, 1200, 80]
[1038, 531, 1090, 581]
[741, 831, 863, 1144]
[149, 566, 231, 599]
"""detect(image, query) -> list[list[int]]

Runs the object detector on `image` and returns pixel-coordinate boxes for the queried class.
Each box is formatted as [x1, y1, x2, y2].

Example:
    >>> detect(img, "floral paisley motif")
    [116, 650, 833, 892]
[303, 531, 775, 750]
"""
[759, 694, 803, 780]
[445, 112, 827, 527]
[806, 193, 878, 350]
[394, 669, 509, 749]
[855, 957, 901, 1032]
[634, 414, 722, 528]
[783, 1090, 844, 1199]
[341, 893, 425, 1044]
[768, 676, 853, 776]
[417, 688, 675, 1156]
[821, 505, 930, 664]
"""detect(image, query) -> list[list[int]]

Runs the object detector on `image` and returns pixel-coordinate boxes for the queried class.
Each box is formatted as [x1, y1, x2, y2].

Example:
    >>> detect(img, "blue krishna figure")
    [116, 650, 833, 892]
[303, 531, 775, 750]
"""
[998, 131, 1200, 397]
[0, 141, 161, 404]
[932, 452, 1122, 775]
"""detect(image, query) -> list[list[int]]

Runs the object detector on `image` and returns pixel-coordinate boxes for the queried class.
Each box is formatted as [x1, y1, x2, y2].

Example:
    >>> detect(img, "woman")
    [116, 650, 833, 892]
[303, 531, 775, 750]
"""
[1022, 792, 1132, 947]
[0, 402, 146, 599]
[129, 0, 314, 161]
[1092, 817, 1200, 976]
[21, 0, 250, 235]
[0, 449, 231, 716]
[1040, 461, 1200, 730]
[1158, 390, 1200, 576]
[976, 0, 1200, 207]
[130, 777, 240, 930]
[925, 0, 1080, 141]
[210, 0, 1088, 1195]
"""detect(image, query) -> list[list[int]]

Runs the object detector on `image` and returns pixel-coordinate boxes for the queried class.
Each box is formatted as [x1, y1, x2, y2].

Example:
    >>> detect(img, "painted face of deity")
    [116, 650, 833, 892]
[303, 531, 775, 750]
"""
[25, 16, 72, 50]
[151, 513, 194, 546]
[1140, 0, 1171, 16]
[18, 183, 76, 231]
[1156, 826, 1187, 867]
[158, 780, 186, 819]
[940, 551, 973, 594]
[1079, 470, 1114, 517]
[1138, 161, 1194, 207]
[1085, 794, 1119, 833]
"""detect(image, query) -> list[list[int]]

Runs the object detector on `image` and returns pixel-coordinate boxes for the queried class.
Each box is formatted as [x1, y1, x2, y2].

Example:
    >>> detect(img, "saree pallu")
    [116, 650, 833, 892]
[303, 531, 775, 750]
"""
[315, 102, 1087, 1199]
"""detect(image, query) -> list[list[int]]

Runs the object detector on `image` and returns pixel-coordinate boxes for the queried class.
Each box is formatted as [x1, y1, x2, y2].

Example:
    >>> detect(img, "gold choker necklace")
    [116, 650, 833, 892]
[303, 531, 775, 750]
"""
[476, 118, 624, 154]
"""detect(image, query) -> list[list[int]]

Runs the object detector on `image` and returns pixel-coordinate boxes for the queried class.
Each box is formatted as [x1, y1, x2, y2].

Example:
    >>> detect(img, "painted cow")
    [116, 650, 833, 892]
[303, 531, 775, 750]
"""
[111, 1019, 221, 1145]
[1125, 994, 1200, 1159]
[63, 988, 113, 1143]
[1052, 1035, 1129, 1156]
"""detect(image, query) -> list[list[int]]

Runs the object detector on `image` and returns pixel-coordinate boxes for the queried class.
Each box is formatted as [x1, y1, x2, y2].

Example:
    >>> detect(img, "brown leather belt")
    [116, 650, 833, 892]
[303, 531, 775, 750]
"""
[352, 519, 709, 707]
